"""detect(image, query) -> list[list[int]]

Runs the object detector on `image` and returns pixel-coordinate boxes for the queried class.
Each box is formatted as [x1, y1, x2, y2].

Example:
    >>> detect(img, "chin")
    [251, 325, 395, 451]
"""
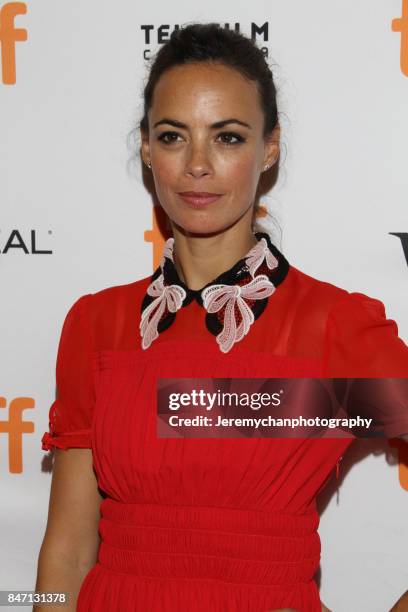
[161, 199, 250, 237]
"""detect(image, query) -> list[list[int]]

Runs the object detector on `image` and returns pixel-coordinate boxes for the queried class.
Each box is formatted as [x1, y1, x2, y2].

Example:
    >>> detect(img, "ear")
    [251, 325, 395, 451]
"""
[140, 128, 151, 168]
[262, 122, 280, 172]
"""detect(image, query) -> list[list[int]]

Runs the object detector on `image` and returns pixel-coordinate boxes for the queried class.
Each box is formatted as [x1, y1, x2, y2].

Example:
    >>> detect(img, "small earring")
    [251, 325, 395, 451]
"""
[263, 163, 270, 172]
[146, 160, 151, 169]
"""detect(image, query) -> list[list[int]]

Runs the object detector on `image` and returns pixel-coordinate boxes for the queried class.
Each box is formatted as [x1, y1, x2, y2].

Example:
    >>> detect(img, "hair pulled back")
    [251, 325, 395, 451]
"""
[139, 23, 279, 138]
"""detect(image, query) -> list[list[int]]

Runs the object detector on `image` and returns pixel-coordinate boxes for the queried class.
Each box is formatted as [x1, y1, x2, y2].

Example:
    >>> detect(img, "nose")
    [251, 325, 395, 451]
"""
[184, 142, 213, 179]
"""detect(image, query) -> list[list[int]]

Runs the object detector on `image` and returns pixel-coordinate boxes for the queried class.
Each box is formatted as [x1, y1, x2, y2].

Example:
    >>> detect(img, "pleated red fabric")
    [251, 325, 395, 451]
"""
[41, 258, 408, 612]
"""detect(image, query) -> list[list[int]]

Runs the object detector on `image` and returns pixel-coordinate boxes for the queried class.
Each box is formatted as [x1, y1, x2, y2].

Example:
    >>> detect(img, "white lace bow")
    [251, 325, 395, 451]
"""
[140, 274, 186, 349]
[201, 275, 275, 353]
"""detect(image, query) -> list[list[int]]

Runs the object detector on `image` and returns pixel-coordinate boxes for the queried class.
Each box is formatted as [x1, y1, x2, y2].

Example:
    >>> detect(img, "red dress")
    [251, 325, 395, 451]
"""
[41, 232, 408, 611]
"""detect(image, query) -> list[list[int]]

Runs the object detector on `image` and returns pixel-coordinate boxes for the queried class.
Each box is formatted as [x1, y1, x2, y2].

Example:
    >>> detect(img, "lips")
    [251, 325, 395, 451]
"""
[179, 191, 222, 197]
[177, 191, 224, 208]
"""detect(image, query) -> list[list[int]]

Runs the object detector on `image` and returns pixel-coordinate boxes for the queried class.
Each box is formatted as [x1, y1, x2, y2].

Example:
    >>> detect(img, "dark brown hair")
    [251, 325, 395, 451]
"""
[139, 22, 279, 138]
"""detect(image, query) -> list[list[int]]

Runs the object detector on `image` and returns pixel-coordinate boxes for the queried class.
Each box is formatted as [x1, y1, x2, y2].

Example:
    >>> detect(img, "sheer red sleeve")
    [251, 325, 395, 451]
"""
[323, 291, 408, 438]
[41, 294, 95, 451]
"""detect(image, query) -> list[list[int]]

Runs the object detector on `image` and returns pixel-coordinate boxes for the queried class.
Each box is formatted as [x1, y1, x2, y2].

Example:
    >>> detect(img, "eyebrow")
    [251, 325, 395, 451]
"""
[152, 118, 252, 129]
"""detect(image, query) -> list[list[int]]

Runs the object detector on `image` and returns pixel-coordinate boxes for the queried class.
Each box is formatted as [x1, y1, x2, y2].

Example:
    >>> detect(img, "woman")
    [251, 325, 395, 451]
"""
[35, 23, 408, 612]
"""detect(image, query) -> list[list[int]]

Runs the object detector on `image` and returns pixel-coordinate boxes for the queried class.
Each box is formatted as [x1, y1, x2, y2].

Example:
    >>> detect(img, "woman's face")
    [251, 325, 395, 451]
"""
[141, 61, 279, 236]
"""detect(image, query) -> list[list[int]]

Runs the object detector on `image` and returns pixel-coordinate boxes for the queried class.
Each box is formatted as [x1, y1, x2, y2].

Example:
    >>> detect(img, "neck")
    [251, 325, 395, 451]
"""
[170, 225, 258, 291]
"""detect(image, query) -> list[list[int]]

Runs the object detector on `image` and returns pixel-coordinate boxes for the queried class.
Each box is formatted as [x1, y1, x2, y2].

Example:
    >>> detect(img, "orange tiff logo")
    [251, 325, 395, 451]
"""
[392, 0, 408, 75]
[0, 2, 27, 85]
[0, 396, 34, 473]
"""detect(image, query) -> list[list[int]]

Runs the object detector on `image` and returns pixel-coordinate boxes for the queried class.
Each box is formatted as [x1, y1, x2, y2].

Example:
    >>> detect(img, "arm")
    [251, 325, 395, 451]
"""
[389, 589, 408, 611]
[34, 448, 103, 612]
[323, 292, 408, 440]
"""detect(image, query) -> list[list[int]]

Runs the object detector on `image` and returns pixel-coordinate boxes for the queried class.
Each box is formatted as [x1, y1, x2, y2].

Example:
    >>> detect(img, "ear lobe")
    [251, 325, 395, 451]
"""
[262, 151, 279, 172]
[263, 123, 280, 169]
[140, 132, 151, 168]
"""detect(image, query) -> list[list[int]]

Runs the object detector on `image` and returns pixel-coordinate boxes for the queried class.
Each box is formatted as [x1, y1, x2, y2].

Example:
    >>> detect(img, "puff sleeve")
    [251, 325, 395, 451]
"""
[323, 291, 408, 437]
[41, 294, 95, 451]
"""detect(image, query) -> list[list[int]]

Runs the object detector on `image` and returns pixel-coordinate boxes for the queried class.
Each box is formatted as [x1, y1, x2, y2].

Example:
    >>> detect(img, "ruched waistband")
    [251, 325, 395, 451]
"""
[97, 499, 321, 587]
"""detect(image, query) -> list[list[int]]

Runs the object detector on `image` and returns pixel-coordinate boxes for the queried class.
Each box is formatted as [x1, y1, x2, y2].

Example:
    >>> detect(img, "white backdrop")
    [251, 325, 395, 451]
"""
[1, 1, 407, 610]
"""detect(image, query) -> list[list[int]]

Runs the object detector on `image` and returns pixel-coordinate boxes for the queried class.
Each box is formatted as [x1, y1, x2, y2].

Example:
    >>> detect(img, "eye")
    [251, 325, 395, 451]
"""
[157, 131, 183, 144]
[217, 132, 245, 145]
[156, 130, 245, 146]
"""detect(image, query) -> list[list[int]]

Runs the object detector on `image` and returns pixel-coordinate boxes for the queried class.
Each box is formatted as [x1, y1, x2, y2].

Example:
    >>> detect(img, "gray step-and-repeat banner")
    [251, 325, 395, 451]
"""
[1, 1, 407, 610]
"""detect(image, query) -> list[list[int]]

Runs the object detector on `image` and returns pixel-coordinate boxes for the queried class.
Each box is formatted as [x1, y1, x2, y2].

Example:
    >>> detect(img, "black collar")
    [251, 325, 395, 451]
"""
[140, 232, 290, 353]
